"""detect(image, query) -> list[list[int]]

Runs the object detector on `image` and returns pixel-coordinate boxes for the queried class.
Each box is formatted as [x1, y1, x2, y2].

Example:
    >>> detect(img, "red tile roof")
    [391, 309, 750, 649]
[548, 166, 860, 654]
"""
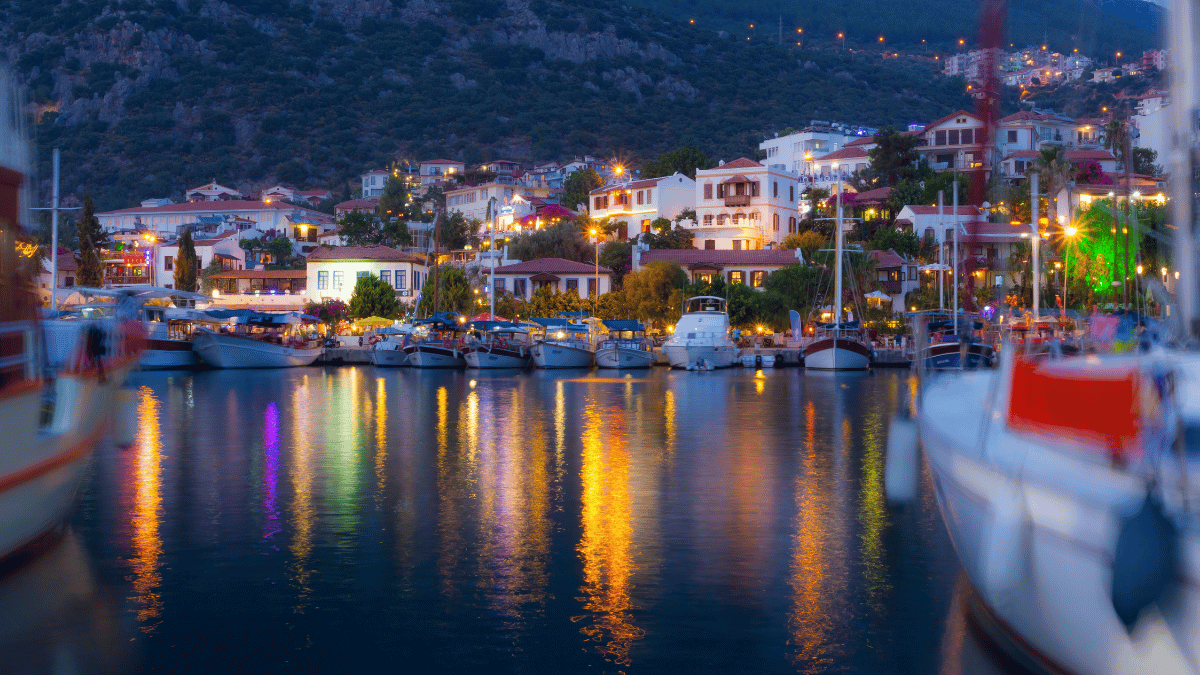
[924, 110, 983, 131]
[845, 136, 876, 148]
[963, 221, 1028, 243]
[1064, 149, 1117, 161]
[715, 157, 762, 170]
[306, 245, 426, 263]
[590, 177, 662, 193]
[999, 111, 1076, 124]
[815, 147, 870, 162]
[903, 205, 982, 216]
[639, 249, 804, 266]
[208, 269, 307, 279]
[486, 257, 613, 275]
[868, 249, 909, 268]
[853, 186, 893, 203]
[335, 199, 377, 210]
[99, 200, 324, 216]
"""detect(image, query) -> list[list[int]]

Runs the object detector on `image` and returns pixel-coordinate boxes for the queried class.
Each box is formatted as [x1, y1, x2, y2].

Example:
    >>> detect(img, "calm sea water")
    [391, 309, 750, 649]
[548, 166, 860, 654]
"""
[1, 367, 1024, 674]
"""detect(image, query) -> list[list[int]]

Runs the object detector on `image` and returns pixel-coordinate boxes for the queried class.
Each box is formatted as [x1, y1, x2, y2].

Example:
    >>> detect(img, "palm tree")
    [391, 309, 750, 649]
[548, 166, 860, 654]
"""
[1103, 119, 1127, 168]
[1034, 146, 1074, 228]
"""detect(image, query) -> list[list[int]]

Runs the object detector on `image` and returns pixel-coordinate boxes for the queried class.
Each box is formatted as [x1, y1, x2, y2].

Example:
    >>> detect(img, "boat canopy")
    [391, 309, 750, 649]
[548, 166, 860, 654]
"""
[416, 311, 465, 329]
[816, 321, 861, 330]
[531, 317, 568, 327]
[602, 320, 644, 332]
[684, 296, 727, 313]
[467, 320, 522, 332]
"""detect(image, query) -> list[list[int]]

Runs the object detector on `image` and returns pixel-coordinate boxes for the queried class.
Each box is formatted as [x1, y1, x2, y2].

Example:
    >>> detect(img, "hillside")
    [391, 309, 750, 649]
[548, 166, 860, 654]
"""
[1, 0, 981, 211]
[627, 0, 1164, 55]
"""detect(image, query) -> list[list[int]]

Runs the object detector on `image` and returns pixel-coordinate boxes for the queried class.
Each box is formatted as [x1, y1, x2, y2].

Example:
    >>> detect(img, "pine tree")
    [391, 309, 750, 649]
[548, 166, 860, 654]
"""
[76, 194, 106, 288]
[174, 228, 198, 292]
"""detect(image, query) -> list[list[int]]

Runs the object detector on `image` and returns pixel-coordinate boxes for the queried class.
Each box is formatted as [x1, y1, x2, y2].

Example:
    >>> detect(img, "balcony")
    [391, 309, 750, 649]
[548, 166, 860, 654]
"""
[724, 194, 751, 207]
[884, 280, 903, 295]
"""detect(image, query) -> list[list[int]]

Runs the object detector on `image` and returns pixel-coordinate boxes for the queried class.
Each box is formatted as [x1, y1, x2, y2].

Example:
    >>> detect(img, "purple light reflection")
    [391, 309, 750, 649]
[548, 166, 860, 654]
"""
[262, 402, 281, 544]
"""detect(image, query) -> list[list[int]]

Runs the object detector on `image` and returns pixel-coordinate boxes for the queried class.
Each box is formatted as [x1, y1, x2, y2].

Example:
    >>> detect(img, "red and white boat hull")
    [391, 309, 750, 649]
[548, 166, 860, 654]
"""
[804, 338, 871, 370]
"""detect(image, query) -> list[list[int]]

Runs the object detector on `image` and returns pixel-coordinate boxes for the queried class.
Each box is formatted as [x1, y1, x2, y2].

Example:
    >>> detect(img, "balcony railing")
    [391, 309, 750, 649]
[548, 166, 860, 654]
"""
[884, 280, 903, 295]
[724, 194, 751, 207]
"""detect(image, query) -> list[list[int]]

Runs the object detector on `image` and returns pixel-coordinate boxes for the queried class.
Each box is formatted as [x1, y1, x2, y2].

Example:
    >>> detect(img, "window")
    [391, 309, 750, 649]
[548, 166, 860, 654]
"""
[641, 220, 651, 233]
[750, 271, 766, 288]
[357, 271, 369, 281]
[717, 184, 725, 199]
[317, 271, 328, 290]
[704, 183, 713, 199]
[994, 275, 1004, 286]
[703, 214, 714, 227]
[935, 130, 947, 146]
[788, 216, 797, 233]
[333, 271, 344, 289]
[494, 278, 505, 294]
[773, 181, 779, 198]
[380, 270, 391, 286]
[752, 181, 760, 197]
[587, 278, 597, 297]
[646, 188, 652, 203]
[733, 240, 742, 251]
[565, 278, 579, 293]
[513, 278, 527, 297]
[414, 272, 421, 290]
[789, 184, 794, 201]
[948, 129, 960, 145]
[636, 190, 643, 205]
[1007, 130, 1018, 143]
[773, 214, 779, 231]
[395, 270, 406, 289]
[164, 255, 173, 271]
[704, 239, 716, 250]
[729, 270, 744, 285]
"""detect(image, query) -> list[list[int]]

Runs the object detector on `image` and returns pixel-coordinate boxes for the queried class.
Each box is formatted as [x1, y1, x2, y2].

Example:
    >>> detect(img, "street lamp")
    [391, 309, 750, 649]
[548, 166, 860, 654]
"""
[589, 228, 599, 318]
[1062, 225, 1078, 312]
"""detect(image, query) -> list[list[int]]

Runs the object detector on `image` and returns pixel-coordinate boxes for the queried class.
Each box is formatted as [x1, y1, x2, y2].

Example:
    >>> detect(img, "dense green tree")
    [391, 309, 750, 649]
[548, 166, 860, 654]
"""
[174, 228, 198, 292]
[199, 258, 224, 294]
[76, 194, 107, 287]
[561, 168, 602, 212]
[1132, 147, 1163, 177]
[622, 261, 687, 327]
[508, 221, 589, 262]
[338, 210, 380, 246]
[640, 216, 695, 250]
[417, 264, 471, 315]
[377, 176, 411, 221]
[239, 237, 264, 266]
[642, 145, 713, 180]
[867, 127, 922, 187]
[867, 227, 922, 260]
[781, 230, 825, 263]
[348, 274, 399, 319]
[432, 212, 473, 251]
[598, 240, 633, 286]
[266, 236, 295, 266]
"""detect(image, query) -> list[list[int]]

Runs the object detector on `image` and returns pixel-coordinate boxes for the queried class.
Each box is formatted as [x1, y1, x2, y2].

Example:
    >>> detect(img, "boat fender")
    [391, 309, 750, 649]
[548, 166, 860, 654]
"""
[884, 410, 919, 505]
[112, 386, 138, 449]
[1111, 494, 1177, 629]
[981, 489, 1027, 616]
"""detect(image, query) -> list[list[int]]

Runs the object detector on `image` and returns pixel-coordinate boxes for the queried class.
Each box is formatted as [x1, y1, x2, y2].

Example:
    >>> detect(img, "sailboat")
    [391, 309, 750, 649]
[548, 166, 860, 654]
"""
[890, 3, 1200, 672]
[804, 175, 872, 370]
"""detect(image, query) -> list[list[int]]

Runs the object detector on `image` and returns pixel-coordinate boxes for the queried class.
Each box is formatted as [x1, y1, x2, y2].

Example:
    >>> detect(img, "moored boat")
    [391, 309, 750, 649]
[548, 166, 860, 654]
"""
[371, 325, 413, 367]
[403, 313, 467, 369]
[464, 322, 532, 369]
[803, 177, 871, 371]
[192, 312, 322, 368]
[908, 311, 996, 370]
[530, 318, 595, 369]
[595, 319, 655, 369]
[661, 296, 738, 369]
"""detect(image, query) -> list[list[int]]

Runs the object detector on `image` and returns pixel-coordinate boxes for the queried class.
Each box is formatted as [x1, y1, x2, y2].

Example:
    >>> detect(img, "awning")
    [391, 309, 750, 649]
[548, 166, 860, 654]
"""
[529, 272, 560, 282]
[602, 320, 644, 332]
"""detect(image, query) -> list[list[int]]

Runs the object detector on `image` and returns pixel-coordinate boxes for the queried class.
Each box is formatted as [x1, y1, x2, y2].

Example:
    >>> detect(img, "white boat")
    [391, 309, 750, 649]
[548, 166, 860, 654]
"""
[661, 296, 738, 369]
[0, 66, 144, 560]
[403, 314, 467, 368]
[804, 178, 871, 371]
[371, 326, 413, 367]
[530, 320, 594, 369]
[595, 320, 655, 369]
[192, 312, 323, 368]
[739, 353, 775, 368]
[464, 323, 532, 369]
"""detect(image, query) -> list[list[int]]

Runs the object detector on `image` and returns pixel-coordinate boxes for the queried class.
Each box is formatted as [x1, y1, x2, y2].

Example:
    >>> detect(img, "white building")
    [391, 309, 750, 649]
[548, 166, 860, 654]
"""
[687, 158, 801, 249]
[894, 204, 983, 245]
[261, 185, 331, 207]
[868, 249, 920, 313]
[97, 200, 331, 238]
[444, 182, 551, 227]
[633, 247, 805, 289]
[758, 122, 874, 177]
[919, 110, 990, 174]
[153, 234, 246, 289]
[306, 244, 428, 304]
[482, 257, 614, 300]
[1133, 94, 1171, 169]
[587, 172, 696, 238]
[418, 159, 466, 190]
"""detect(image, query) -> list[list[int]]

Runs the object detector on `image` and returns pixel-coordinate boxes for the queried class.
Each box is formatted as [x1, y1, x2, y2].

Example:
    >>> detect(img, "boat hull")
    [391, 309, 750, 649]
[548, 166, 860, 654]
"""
[918, 368, 1200, 675]
[192, 331, 321, 369]
[140, 339, 203, 369]
[920, 342, 996, 370]
[531, 342, 593, 369]
[464, 347, 529, 369]
[595, 346, 655, 369]
[662, 343, 737, 369]
[371, 347, 410, 367]
[804, 338, 871, 370]
[405, 345, 466, 369]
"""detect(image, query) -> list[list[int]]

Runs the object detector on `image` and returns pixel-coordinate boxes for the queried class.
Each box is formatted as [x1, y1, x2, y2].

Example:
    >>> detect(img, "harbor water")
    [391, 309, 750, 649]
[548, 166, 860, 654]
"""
[2, 367, 1019, 674]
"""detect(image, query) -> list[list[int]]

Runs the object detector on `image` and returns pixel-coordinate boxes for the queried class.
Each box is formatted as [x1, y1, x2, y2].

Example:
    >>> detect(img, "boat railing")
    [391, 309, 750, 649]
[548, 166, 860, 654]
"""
[0, 320, 38, 384]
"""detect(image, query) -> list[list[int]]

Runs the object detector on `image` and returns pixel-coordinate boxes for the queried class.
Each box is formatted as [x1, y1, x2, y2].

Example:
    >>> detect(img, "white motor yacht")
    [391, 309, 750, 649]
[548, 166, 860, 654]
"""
[530, 319, 594, 369]
[661, 296, 737, 369]
[371, 325, 413, 367]
[403, 314, 467, 368]
[595, 320, 655, 369]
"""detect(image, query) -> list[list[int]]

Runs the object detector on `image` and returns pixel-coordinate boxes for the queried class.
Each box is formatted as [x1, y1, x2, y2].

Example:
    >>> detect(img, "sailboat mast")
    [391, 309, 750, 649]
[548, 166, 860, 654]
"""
[938, 191, 944, 311]
[835, 174, 844, 328]
[953, 176, 959, 322]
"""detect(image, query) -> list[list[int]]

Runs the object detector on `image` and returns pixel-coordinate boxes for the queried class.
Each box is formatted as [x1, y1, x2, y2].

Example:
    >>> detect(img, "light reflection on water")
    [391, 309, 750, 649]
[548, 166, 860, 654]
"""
[50, 367, 995, 672]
